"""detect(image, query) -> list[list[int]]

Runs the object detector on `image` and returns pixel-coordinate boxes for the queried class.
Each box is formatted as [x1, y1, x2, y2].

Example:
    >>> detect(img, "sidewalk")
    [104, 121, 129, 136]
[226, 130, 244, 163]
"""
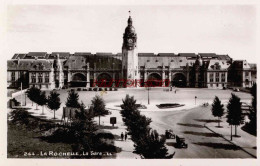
[205, 119, 257, 158]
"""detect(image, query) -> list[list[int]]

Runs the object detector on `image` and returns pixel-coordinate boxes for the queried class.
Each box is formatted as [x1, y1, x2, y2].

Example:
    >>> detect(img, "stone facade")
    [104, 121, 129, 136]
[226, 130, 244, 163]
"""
[7, 16, 256, 90]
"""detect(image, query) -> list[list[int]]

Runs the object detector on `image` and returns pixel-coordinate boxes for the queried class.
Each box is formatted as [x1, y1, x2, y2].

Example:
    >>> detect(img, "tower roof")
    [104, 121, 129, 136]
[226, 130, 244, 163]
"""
[125, 11, 136, 34]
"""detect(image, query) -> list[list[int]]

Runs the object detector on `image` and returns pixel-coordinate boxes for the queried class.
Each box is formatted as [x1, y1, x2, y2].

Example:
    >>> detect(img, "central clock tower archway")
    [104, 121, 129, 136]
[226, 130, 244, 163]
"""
[122, 12, 139, 87]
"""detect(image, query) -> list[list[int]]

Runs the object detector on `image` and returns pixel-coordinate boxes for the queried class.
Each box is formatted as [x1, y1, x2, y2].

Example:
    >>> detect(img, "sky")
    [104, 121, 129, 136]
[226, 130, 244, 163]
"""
[5, 5, 257, 62]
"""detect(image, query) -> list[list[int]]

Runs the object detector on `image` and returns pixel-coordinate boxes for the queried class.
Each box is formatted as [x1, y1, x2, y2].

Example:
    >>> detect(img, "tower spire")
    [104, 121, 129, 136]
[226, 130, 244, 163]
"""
[127, 11, 132, 26]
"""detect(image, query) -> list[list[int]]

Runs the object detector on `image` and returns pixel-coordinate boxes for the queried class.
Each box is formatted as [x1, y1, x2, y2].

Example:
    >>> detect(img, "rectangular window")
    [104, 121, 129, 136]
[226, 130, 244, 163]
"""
[210, 78, 213, 82]
[216, 83, 219, 87]
[31, 72, 36, 83]
[32, 78, 36, 83]
[45, 77, 49, 83]
[216, 72, 219, 77]
[38, 72, 43, 83]
[221, 78, 225, 82]
[216, 78, 219, 82]
[245, 71, 249, 76]
[11, 72, 15, 81]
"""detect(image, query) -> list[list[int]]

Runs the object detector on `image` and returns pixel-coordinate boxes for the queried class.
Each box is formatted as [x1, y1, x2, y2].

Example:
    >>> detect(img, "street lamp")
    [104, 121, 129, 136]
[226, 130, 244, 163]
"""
[195, 96, 197, 105]
[20, 82, 23, 107]
[147, 87, 151, 105]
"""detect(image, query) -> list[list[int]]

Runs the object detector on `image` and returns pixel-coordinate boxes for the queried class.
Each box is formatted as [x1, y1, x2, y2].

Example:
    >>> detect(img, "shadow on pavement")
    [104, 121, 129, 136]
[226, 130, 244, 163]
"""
[183, 131, 220, 137]
[34, 115, 47, 119]
[193, 119, 221, 123]
[166, 142, 183, 149]
[177, 123, 204, 128]
[193, 142, 240, 150]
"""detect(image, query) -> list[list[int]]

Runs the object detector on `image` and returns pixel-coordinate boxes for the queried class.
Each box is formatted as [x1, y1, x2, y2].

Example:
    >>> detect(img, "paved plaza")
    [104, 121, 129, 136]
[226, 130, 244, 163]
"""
[11, 87, 255, 158]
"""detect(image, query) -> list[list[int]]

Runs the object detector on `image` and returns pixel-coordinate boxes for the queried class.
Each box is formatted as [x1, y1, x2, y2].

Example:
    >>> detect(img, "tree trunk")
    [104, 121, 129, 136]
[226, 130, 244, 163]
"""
[32, 101, 33, 106]
[36, 104, 38, 110]
[218, 117, 220, 127]
[54, 110, 56, 119]
[42, 106, 44, 114]
[99, 116, 100, 126]
[230, 125, 233, 141]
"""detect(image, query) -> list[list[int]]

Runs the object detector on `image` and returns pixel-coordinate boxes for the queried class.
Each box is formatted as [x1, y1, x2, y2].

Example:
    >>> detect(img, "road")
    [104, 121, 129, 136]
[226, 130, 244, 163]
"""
[142, 106, 254, 158]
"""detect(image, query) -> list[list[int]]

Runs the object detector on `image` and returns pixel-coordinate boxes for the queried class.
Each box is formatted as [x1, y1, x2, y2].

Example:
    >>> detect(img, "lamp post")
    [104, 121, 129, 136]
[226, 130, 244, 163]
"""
[195, 96, 197, 105]
[147, 87, 151, 105]
[20, 82, 23, 107]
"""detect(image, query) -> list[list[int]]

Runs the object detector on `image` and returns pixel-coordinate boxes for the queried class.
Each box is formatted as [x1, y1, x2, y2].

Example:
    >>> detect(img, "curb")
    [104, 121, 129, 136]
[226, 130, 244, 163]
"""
[204, 124, 256, 158]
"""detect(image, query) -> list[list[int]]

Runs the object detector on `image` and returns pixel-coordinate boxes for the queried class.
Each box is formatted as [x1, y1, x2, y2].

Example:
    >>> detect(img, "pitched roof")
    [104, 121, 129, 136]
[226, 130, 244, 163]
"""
[12, 54, 27, 59]
[157, 53, 176, 57]
[178, 53, 197, 57]
[7, 59, 52, 71]
[64, 55, 87, 69]
[26, 52, 47, 59]
[207, 59, 230, 70]
[49, 52, 70, 59]
[249, 63, 257, 69]
[138, 53, 155, 57]
[74, 52, 92, 56]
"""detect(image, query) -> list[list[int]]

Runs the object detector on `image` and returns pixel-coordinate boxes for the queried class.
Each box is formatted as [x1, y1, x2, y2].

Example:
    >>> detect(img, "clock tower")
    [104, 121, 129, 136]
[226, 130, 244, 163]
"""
[122, 11, 139, 87]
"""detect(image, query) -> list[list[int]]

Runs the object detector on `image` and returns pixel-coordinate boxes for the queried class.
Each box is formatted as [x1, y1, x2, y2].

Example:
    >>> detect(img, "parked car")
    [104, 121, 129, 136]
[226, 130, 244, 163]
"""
[165, 129, 175, 139]
[233, 88, 240, 92]
[176, 135, 188, 148]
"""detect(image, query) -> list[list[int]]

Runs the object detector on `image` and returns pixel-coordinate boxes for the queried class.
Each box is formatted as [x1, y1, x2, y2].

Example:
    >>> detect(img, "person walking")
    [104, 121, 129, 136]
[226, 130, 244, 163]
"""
[124, 132, 128, 141]
[121, 132, 124, 141]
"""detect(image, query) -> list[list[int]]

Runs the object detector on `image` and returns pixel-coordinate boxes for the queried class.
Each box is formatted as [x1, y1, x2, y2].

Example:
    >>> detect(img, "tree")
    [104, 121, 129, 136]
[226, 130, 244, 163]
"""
[70, 102, 98, 158]
[47, 90, 61, 119]
[26, 87, 41, 109]
[226, 93, 244, 139]
[38, 91, 47, 115]
[120, 94, 174, 158]
[211, 96, 224, 127]
[65, 90, 80, 108]
[248, 83, 257, 134]
[91, 95, 108, 126]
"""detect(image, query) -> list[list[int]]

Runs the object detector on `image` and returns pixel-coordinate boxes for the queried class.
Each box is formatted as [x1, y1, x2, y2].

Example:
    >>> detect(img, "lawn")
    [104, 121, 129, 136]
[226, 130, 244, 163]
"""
[8, 121, 72, 158]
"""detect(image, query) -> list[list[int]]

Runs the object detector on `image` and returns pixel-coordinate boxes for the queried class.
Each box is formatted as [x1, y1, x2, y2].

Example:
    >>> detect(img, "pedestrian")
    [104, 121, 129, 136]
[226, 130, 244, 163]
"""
[175, 90, 177, 94]
[121, 132, 124, 141]
[125, 132, 127, 141]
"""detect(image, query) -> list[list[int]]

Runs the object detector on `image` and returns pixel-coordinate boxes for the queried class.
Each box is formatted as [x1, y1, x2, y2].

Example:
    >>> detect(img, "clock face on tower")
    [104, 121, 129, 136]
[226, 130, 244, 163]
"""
[128, 39, 133, 43]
